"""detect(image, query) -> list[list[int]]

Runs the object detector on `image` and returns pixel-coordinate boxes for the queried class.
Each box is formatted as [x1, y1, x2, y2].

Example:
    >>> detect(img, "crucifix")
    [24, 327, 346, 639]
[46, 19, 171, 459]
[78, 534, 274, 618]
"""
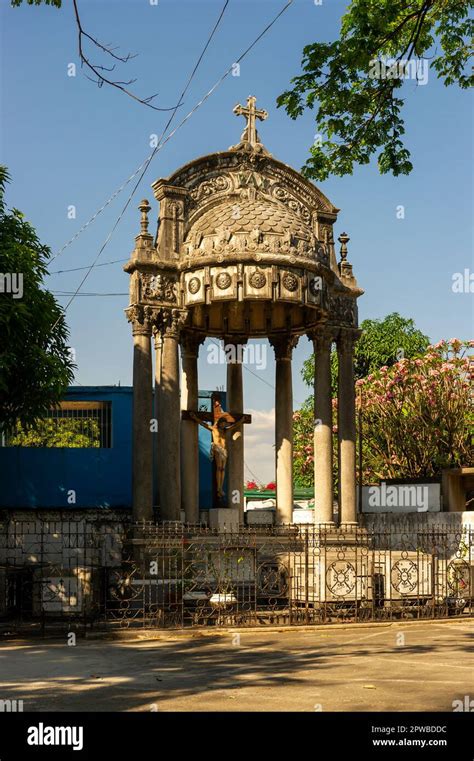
[182, 392, 251, 507]
[233, 95, 268, 149]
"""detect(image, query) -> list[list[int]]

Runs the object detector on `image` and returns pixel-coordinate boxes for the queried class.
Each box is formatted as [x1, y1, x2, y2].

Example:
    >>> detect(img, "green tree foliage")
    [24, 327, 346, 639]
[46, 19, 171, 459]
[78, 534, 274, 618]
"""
[9, 418, 100, 448]
[278, 0, 473, 180]
[302, 313, 430, 394]
[0, 167, 74, 432]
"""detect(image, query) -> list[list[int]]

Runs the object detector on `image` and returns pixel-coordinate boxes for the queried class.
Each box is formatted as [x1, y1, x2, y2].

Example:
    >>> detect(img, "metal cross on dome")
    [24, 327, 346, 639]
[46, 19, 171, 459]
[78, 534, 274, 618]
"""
[233, 96, 268, 148]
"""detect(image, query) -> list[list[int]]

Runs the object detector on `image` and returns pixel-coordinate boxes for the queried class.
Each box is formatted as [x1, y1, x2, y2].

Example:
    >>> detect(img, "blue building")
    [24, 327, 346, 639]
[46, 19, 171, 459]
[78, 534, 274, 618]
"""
[0, 386, 217, 510]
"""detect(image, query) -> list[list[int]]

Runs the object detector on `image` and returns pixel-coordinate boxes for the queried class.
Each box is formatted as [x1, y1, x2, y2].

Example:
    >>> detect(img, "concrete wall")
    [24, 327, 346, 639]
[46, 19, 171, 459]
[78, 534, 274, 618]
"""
[361, 510, 474, 533]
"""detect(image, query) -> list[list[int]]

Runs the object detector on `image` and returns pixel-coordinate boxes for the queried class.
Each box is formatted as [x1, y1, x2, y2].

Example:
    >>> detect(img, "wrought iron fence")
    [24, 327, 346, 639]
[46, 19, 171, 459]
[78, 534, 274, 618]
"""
[0, 519, 472, 630]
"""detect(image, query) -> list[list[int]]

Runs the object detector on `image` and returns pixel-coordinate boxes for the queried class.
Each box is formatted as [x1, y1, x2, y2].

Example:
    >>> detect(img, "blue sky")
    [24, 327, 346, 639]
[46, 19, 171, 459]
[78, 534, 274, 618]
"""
[1, 0, 472, 481]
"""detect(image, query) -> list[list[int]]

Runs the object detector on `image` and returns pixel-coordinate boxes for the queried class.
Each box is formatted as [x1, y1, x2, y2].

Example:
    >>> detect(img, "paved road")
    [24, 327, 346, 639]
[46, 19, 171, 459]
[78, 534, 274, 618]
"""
[0, 620, 472, 712]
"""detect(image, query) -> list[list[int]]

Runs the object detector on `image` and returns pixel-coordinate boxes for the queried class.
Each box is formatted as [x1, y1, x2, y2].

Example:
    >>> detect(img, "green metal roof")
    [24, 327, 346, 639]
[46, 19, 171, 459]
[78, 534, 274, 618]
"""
[245, 488, 314, 500]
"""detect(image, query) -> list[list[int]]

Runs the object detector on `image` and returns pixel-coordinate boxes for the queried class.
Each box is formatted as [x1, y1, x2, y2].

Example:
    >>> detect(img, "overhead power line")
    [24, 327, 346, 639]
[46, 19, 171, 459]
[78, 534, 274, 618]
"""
[51, 0, 234, 328]
[52, 0, 294, 327]
[50, 0, 231, 265]
[49, 258, 128, 275]
[207, 337, 305, 406]
[53, 291, 128, 296]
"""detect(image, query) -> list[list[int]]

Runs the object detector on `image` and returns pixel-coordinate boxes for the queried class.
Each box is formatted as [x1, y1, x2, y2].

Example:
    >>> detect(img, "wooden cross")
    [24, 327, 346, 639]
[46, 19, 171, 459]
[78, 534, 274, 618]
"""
[233, 96, 268, 148]
[182, 392, 252, 508]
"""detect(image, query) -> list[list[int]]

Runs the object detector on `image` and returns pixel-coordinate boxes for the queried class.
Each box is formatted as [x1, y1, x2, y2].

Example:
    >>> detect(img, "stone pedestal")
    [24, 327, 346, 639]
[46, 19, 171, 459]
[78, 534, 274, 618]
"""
[209, 508, 240, 532]
[246, 509, 275, 526]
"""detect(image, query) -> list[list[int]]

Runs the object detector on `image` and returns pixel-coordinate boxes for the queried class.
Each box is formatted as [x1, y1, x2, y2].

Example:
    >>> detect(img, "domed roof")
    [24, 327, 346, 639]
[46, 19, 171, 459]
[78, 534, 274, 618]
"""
[153, 96, 338, 265]
[186, 195, 312, 239]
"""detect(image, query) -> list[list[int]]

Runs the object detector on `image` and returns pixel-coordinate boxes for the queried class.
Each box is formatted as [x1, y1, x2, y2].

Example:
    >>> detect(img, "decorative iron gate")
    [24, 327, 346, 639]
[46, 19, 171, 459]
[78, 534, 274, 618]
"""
[0, 520, 472, 630]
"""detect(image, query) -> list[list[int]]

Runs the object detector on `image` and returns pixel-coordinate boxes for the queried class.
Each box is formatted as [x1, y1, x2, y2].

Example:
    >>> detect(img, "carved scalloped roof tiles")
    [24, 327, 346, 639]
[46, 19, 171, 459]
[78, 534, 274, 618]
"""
[186, 197, 311, 240]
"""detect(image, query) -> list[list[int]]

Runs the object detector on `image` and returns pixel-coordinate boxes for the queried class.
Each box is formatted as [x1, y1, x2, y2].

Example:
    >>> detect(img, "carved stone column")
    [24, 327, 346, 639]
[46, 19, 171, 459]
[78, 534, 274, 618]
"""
[312, 328, 334, 524]
[226, 340, 246, 521]
[153, 330, 163, 511]
[126, 306, 154, 523]
[337, 329, 358, 525]
[180, 333, 203, 524]
[157, 309, 186, 522]
[271, 336, 298, 525]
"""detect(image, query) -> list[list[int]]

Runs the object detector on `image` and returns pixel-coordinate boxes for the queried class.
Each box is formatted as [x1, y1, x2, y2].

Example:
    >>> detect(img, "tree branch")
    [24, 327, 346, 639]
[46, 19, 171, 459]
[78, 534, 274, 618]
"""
[72, 0, 179, 112]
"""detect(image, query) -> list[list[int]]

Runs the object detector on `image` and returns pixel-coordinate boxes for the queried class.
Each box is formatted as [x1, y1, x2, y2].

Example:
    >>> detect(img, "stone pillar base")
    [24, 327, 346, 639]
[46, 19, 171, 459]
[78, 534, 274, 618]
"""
[208, 508, 240, 532]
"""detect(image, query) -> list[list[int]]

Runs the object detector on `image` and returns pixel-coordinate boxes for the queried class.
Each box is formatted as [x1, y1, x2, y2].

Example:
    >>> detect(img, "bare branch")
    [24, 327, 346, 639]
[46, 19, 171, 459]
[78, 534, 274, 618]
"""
[72, 0, 180, 112]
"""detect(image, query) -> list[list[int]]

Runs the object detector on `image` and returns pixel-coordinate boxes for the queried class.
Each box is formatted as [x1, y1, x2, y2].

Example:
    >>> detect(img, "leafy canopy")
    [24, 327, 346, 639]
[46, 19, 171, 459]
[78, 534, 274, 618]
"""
[278, 0, 473, 180]
[0, 167, 74, 432]
[302, 312, 430, 393]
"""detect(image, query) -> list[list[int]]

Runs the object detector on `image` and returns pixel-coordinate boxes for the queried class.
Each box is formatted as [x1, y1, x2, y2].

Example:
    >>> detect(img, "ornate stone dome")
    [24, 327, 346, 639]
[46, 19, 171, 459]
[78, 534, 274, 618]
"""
[125, 96, 362, 339]
[189, 194, 311, 237]
[183, 189, 320, 262]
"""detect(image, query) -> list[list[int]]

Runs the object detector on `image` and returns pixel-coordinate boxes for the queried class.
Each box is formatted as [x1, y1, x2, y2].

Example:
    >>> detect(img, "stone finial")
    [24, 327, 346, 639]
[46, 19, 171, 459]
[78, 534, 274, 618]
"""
[338, 231, 357, 285]
[139, 199, 151, 236]
[232, 95, 268, 151]
[338, 231, 350, 263]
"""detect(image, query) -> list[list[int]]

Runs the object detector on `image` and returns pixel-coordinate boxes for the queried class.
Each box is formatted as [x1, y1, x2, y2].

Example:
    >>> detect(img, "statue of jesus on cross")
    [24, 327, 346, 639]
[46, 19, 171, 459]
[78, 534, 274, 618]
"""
[183, 393, 251, 505]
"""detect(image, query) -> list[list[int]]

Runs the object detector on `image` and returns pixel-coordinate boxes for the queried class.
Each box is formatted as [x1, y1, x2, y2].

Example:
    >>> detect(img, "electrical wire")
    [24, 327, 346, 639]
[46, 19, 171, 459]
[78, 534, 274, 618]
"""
[49, 258, 128, 275]
[50, 0, 231, 265]
[53, 1, 294, 328]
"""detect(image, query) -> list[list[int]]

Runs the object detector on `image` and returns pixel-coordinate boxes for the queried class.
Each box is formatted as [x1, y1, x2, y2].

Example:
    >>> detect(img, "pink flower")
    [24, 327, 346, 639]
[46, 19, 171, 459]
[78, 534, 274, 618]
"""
[449, 338, 462, 352]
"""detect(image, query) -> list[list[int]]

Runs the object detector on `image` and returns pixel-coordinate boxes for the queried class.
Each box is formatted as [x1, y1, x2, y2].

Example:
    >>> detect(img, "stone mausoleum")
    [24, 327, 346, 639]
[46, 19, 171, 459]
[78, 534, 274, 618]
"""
[124, 97, 363, 528]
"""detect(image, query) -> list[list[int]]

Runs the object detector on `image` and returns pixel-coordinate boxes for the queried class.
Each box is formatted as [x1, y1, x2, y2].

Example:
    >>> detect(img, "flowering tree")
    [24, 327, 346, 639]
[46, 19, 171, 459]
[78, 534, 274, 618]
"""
[293, 339, 473, 487]
[358, 339, 473, 481]
[293, 399, 340, 489]
[293, 402, 317, 488]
